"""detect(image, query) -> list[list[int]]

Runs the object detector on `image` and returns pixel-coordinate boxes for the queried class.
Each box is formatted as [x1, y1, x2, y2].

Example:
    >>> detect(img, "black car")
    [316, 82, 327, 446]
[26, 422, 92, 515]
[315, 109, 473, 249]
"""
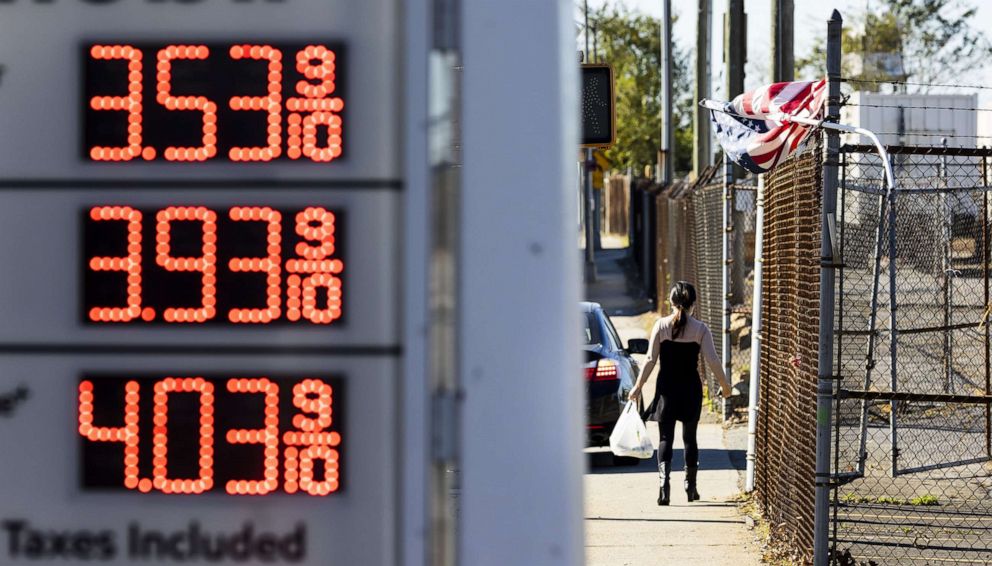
[582, 301, 648, 447]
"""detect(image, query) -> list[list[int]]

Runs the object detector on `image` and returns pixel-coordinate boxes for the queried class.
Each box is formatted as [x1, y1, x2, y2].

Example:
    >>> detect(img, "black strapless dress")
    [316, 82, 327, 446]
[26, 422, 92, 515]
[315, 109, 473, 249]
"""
[644, 340, 703, 423]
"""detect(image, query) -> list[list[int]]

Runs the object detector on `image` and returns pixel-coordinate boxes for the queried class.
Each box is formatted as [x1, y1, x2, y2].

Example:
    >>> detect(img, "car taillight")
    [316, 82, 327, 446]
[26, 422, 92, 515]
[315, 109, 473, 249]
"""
[585, 359, 618, 382]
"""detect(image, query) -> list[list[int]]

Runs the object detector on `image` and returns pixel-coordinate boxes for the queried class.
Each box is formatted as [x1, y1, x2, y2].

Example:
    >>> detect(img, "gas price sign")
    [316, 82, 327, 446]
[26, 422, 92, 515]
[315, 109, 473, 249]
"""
[83, 205, 346, 325]
[79, 375, 343, 496]
[84, 42, 345, 163]
[0, 2, 402, 565]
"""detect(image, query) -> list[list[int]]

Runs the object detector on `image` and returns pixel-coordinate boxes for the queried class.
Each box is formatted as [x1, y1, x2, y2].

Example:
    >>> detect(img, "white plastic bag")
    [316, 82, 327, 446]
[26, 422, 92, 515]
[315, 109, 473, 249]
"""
[609, 401, 655, 459]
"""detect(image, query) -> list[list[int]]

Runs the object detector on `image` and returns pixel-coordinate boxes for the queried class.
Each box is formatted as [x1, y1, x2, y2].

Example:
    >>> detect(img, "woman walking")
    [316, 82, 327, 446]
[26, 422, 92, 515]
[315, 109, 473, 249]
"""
[628, 281, 732, 505]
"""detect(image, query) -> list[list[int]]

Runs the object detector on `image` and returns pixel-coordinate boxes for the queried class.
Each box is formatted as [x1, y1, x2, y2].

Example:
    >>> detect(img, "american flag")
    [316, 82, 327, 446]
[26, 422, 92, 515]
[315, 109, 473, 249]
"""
[709, 79, 827, 174]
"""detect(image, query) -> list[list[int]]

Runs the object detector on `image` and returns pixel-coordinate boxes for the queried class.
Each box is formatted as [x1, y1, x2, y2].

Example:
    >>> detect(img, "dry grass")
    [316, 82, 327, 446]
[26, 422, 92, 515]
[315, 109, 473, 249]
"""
[735, 492, 808, 566]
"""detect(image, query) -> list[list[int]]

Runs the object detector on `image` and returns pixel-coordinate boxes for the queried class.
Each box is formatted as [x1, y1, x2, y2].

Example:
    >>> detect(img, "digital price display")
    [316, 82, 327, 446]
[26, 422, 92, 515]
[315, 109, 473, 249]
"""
[0, 1, 403, 564]
[83, 205, 345, 325]
[79, 375, 343, 496]
[84, 42, 345, 163]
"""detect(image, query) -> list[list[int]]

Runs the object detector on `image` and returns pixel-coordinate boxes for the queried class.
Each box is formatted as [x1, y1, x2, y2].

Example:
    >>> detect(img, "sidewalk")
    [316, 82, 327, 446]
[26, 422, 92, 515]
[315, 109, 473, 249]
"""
[583, 246, 763, 566]
[583, 245, 654, 317]
[585, 423, 762, 566]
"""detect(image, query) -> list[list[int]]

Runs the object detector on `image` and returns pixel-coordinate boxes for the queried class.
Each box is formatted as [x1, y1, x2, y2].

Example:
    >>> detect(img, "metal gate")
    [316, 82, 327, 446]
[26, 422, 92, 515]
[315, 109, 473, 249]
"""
[831, 145, 992, 565]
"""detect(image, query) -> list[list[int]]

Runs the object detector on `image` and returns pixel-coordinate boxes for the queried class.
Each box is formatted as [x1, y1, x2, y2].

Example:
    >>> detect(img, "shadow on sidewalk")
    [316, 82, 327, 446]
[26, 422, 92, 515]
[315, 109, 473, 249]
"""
[583, 247, 654, 317]
[586, 448, 746, 474]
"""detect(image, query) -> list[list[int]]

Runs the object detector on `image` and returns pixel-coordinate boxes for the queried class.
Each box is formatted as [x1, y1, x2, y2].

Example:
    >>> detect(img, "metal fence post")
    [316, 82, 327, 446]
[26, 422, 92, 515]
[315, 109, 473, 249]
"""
[940, 139, 955, 394]
[814, 10, 842, 566]
[745, 175, 764, 492]
[887, 154, 899, 477]
[985, 152, 991, 460]
[723, 154, 733, 420]
[585, 148, 597, 282]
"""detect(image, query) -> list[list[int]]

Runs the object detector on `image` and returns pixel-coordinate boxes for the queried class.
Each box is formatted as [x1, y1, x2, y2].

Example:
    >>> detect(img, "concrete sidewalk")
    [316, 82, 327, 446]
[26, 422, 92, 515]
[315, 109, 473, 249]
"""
[585, 423, 762, 566]
[583, 247, 654, 317]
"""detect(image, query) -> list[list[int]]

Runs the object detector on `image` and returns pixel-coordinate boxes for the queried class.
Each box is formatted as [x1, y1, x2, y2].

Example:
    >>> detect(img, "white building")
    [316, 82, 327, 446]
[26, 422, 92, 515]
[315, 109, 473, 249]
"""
[841, 92, 978, 148]
[840, 93, 981, 227]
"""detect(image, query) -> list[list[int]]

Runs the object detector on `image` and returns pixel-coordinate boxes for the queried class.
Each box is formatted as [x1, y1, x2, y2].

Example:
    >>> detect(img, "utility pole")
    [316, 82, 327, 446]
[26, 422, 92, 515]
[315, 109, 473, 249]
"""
[693, 0, 712, 177]
[585, 0, 602, 253]
[592, 25, 598, 63]
[724, 0, 747, 304]
[724, 0, 746, 99]
[654, 0, 673, 303]
[584, 0, 590, 57]
[771, 0, 794, 82]
[583, 0, 596, 282]
[658, 0, 674, 187]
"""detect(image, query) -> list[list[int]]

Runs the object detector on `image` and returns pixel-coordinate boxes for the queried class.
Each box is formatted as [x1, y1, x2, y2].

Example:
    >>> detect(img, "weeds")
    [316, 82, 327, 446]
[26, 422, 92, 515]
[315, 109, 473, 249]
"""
[839, 493, 940, 506]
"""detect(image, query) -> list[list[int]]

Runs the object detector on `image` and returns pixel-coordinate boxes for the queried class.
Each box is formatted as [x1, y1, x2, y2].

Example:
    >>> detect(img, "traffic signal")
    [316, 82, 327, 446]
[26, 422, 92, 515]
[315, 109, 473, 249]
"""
[581, 64, 615, 148]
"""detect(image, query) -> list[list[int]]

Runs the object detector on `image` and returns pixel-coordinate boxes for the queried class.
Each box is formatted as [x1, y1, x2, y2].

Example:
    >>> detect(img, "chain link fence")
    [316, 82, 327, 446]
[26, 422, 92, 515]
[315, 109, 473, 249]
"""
[738, 136, 992, 564]
[730, 180, 758, 411]
[753, 139, 823, 565]
[830, 145, 992, 565]
[656, 168, 710, 301]
[693, 175, 728, 412]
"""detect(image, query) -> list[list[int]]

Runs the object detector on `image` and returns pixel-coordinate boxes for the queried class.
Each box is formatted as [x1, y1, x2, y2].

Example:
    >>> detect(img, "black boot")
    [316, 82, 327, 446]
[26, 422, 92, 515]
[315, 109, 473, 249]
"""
[657, 462, 671, 506]
[685, 466, 700, 502]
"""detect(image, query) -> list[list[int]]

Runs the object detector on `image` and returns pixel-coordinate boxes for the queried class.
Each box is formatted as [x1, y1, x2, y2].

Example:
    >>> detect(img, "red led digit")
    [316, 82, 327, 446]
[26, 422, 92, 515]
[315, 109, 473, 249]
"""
[285, 207, 343, 325]
[225, 378, 280, 495]
[227, 207, 281, 324]
[88, 206, 152, 323]
[89, 45, 155, 162]
[293, 44, 336, 100]
[290, 378, 333, 432]
[229, 45, 283, 161]
[293, 206, 335, 260]
[155, 207, 218, 323]
[283, 379, 340, 495]
[152, 377, 215, 494]
[156, 45, 217, 162]
[286, 273, 343, 325]
[79, 380, 144, 490]
[299, 112, 343, 163]
[296, 445, 340, 496]
[287, 45, 344, 162]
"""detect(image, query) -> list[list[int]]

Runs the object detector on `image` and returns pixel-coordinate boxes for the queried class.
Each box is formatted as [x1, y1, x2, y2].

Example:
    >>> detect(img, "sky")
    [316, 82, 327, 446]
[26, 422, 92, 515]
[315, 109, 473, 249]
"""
[580, 0, 992, 111]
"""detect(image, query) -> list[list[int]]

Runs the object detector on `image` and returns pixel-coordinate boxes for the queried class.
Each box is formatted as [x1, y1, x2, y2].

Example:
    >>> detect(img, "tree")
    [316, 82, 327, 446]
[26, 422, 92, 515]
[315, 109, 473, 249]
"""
[796, 0, 992, 91]
[587, 5, 694, 174]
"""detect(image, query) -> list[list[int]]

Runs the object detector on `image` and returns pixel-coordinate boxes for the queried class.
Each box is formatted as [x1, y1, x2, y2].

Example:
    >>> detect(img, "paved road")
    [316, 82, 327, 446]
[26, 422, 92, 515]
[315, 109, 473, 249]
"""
[584, 313, 763, 566]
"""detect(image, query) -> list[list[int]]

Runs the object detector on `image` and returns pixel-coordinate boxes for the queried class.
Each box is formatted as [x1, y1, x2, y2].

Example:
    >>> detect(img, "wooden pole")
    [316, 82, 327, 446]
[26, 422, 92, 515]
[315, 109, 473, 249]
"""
[693, 0, 712, 177]
[771, 0, 794, 82]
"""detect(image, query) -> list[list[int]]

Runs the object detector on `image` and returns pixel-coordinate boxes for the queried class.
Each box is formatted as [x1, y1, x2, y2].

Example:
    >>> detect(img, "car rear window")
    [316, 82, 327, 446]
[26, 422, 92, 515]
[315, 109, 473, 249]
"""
[583, 311, 603, 345]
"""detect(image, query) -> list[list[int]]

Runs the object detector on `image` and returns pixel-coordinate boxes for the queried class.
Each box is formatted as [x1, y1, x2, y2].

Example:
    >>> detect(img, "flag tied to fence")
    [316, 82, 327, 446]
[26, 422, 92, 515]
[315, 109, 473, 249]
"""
[709, 79, 827, 174]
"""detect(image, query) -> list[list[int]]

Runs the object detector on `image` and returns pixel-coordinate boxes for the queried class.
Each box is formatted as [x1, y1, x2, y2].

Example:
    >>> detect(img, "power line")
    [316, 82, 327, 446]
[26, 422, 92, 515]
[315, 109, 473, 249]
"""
[839, 132, 991, 139]
[841, 103, 992, 112]
[839, 77, 992, 91]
